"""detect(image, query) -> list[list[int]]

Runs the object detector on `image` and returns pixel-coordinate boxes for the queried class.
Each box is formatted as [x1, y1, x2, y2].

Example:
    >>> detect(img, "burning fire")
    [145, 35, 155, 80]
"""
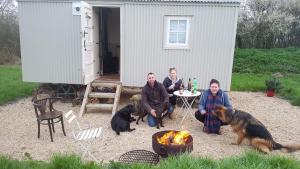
[157, 131, 190, 145]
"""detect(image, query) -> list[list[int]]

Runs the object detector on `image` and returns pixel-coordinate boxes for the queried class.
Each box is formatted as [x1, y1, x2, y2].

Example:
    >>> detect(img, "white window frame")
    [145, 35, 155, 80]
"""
[164, 16, 191, 49]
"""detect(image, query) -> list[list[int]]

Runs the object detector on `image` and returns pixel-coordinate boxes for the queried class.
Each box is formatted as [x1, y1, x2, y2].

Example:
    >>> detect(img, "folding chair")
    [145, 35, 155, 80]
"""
[64, 110, 102, 162]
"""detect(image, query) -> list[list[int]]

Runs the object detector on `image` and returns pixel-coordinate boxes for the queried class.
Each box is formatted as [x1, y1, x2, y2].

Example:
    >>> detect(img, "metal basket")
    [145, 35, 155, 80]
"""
[119, 150, 160, 165]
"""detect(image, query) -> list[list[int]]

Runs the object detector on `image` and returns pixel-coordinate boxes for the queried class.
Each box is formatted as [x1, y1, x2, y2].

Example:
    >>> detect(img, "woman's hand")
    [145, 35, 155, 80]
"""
[200, 110, 206, 115]
[168, 84, 175, 90]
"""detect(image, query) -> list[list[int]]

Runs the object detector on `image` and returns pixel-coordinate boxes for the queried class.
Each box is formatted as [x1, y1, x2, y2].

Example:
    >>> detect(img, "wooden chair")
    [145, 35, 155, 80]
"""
[33, 97, 66, 142]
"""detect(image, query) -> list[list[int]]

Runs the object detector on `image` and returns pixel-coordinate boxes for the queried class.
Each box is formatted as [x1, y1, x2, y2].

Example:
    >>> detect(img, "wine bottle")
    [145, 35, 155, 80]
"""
[188, 78, 192, 92]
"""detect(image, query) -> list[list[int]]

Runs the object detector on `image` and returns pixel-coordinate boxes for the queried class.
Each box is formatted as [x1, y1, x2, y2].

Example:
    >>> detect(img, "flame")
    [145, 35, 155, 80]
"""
[157, 131, 190, 145]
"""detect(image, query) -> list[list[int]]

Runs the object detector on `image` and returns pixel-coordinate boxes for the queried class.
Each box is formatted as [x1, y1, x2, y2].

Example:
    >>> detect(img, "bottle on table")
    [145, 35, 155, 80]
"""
[179, 78, 184, 94]
[193, 78, 197, 94]
[188, 78, 192, 92]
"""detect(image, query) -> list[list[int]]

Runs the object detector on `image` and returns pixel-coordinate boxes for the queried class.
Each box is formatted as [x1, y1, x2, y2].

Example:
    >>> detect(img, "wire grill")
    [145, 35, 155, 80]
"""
[119, 150, 159, 165]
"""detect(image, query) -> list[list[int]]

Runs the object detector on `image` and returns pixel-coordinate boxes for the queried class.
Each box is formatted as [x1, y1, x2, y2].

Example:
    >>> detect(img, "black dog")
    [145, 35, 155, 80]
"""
[111, 104, 136, 135]
[155, 108, 164, 129]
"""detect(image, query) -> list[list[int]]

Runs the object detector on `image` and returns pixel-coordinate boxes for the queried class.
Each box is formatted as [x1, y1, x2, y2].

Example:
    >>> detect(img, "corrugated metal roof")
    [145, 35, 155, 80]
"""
[127, 0, 241, 3]
[17, 0, 241, 4]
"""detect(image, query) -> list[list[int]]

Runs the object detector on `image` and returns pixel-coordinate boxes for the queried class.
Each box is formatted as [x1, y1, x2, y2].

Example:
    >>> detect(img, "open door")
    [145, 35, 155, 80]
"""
[97, 7, 121, 81]
[81, 1, 96, 84]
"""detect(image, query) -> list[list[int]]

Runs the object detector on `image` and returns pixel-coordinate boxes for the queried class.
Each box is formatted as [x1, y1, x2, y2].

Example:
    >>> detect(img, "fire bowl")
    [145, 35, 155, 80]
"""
[152, 130, 193, 158]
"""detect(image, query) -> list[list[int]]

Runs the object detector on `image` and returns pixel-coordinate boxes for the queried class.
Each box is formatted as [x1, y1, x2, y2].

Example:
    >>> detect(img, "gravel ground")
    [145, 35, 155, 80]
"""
[0, 91, 300, 162]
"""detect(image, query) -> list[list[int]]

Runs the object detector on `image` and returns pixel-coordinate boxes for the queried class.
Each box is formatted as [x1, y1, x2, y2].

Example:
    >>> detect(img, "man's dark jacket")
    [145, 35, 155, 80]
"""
[141, 81, 169, 113]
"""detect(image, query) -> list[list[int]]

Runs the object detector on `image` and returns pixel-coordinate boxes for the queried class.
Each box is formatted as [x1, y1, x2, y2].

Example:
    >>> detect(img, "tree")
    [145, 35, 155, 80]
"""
[236, 0, 300, 48]
[0, 0, 20, 65]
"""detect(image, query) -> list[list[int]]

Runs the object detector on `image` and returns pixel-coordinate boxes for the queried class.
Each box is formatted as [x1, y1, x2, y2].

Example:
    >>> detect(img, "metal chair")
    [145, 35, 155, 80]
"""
[33, 97, 66, 142]
[64, 110, 102, 162]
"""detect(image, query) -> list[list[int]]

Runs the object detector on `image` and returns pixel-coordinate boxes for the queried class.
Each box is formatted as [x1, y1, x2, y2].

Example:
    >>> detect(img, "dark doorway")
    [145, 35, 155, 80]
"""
[98, 7, 120, 77]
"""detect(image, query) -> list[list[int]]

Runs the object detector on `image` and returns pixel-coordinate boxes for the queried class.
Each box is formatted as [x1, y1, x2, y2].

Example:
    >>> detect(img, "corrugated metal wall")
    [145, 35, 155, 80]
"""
[18, 0, 239, 89]
[122, 3, 238, 90]
[19, 1, 83, 84]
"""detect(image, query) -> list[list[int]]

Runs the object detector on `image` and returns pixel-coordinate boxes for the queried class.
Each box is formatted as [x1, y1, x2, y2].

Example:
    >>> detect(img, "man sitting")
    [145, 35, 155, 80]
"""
[141, 72, 169, 127]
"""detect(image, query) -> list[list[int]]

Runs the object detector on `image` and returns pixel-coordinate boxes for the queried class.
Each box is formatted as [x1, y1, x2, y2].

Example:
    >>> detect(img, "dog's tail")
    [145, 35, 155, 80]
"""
[273, 141, 300, 153]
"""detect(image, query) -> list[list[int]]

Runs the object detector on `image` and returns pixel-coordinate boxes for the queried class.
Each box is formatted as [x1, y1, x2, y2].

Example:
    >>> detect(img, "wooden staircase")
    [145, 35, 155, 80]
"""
[79, 80, 122, 117]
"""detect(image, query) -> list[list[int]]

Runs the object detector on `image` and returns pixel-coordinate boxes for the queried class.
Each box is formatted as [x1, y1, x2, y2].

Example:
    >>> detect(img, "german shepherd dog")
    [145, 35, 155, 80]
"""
[213, 105, 300, 153]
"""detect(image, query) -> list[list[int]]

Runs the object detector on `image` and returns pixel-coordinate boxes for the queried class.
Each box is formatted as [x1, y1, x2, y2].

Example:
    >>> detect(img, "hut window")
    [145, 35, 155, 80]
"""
[165, 16, 190, 49]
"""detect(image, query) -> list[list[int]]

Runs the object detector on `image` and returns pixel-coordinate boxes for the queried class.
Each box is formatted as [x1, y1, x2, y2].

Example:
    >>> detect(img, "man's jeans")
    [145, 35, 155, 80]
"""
[147, 103, 174, 127]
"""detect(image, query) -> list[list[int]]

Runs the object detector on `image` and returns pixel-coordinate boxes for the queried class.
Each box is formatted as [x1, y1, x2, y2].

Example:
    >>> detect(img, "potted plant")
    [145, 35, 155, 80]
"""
[265, 77, 282, 97]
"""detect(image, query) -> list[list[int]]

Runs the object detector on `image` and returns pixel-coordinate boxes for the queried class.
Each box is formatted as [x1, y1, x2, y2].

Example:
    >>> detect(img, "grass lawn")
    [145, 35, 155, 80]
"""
[231, 73, 300, 106]
[232, 48, 300, 106]
[279, 74, 300, 106]
[231, 73, 269, 92]
[0, 66, 38, 105]
[233, 48, 300, 74]
[1, 151, 300, 169]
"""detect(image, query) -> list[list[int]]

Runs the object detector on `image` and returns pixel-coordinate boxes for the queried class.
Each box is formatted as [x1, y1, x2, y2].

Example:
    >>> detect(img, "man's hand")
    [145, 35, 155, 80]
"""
[150, 109, 156, 117]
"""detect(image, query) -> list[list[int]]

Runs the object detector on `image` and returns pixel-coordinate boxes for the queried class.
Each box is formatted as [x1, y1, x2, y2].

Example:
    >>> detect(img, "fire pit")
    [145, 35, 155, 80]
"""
[152, 130, 193, 158]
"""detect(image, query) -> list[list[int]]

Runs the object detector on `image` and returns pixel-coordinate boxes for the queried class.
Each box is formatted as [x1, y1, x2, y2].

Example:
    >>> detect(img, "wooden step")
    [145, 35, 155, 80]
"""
[89, 92, 115, 98]
[79, 81, 122, 117]
[112, 84, 122, 116]
[94, 80, 122, 84]
[86, 103, 113, 110]
[79, 83, 91, 117]
[91, 82, 118, 88]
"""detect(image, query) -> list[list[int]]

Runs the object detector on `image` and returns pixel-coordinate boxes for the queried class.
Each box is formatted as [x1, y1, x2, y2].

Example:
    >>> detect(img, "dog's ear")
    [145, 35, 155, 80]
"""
[215, 105, 224, 111]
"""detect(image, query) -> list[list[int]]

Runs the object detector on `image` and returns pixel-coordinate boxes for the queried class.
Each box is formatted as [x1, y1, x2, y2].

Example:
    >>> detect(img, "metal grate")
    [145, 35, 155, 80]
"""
[119, 150, 160, 165]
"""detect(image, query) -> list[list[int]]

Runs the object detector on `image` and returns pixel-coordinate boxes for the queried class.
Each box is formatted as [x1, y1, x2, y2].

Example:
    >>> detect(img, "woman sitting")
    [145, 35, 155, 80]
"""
[195, 79, 232, 134]
[163, 67, 183, 119]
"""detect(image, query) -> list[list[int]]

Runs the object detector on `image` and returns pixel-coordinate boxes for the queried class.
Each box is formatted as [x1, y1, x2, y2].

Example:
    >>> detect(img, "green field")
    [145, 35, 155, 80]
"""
[233, 48, 300, 74]
[0, 66, 37, 105]
[232, 48, 300, 106]
[1, 151, 300, 169]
